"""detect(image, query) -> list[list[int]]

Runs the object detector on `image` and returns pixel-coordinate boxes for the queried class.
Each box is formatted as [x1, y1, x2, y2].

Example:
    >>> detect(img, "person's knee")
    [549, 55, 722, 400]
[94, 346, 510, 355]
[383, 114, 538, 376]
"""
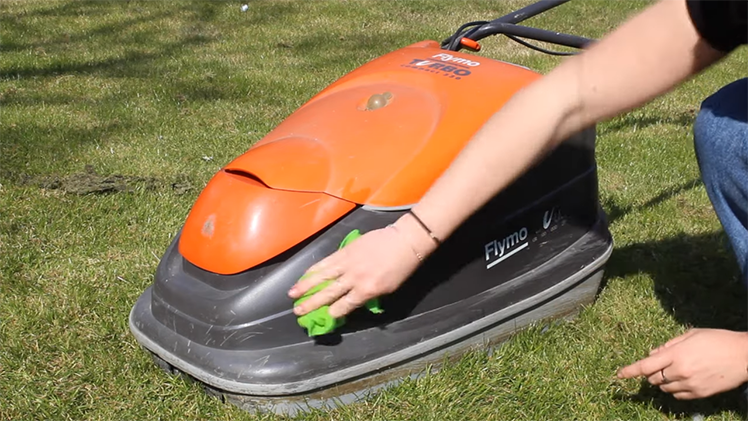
[694, 78, 748, 177]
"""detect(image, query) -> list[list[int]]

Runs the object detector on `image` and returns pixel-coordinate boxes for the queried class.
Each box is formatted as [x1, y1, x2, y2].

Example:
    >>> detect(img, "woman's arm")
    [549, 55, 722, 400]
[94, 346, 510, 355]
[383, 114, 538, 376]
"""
[399, 0, 725, 256]
[290, 0, 726, 318]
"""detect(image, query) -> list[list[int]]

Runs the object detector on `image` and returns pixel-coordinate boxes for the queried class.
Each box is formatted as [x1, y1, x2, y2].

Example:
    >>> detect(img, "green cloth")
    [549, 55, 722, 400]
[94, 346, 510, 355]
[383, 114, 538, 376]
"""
[295, 230, 383, 337]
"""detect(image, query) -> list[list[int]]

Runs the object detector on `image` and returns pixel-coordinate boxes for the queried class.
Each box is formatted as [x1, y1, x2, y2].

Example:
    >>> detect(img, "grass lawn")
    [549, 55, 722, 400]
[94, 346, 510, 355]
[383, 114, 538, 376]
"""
[1, 0, 746, 420]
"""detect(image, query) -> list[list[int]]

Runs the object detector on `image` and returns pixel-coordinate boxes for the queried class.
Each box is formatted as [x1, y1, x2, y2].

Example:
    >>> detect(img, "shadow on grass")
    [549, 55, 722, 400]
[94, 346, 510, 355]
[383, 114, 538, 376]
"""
[607, 231, 745, 330]
[0, 2, 220, 80]
[0, 0, 222, 33]
[607, 80, 748, 417]
[605, 230, 747, 418]
[603, 193, 747, 417]
[0, 0, 425, 180]
[602, 178, 705, 225]
[0, 1, 231, 181]
[2, 36, 211, 80]
[599, 109, 697, 136]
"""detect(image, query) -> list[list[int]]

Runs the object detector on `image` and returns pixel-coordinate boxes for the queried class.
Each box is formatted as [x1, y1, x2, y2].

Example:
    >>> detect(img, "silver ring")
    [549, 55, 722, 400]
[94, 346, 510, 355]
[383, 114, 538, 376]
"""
[661, 369, 669, 384]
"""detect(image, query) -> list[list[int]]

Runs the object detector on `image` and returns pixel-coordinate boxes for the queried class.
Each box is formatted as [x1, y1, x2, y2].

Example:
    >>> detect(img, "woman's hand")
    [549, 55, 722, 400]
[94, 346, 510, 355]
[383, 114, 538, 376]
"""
[288, 214, 438, 318]
[617, 328, 748, 399]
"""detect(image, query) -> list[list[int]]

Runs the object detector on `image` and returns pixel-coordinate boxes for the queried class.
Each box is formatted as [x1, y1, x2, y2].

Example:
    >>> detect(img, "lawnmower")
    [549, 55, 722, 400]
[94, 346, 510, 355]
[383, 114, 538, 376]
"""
[129, 0, 612, 415]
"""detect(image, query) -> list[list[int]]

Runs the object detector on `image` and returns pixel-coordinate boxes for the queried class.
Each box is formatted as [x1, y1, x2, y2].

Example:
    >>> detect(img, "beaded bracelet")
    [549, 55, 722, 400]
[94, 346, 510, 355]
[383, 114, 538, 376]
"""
[387, 224, 424, 262]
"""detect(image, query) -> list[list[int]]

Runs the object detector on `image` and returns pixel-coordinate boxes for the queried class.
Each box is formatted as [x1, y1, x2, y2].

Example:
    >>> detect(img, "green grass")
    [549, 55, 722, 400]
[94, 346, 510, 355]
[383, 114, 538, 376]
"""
[1, 0, 746, 420]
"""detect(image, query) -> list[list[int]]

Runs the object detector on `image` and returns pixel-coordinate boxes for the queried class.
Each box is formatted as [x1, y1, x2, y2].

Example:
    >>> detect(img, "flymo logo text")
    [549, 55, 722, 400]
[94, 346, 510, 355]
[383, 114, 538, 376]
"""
[401, 53, 481, 80]
[430, 53, 481, 67]
[484, 227, 529, 270]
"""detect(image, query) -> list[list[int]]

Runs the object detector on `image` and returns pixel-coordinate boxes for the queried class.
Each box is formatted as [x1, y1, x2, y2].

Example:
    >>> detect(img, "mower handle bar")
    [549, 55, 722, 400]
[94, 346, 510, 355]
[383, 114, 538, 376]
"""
[494, 0, 572, 24]
[442, 0, 595, 52]
[468, 22, 592, 49]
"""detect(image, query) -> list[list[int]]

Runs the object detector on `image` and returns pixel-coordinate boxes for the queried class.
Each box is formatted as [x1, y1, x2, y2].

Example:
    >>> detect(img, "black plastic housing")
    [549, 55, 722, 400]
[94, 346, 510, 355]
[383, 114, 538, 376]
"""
[129, 127, 612, 396]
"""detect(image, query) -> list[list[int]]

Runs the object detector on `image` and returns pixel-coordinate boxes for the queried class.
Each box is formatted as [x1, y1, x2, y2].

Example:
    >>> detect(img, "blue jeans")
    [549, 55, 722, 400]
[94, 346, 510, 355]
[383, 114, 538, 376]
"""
[694, 78, 748, 286]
